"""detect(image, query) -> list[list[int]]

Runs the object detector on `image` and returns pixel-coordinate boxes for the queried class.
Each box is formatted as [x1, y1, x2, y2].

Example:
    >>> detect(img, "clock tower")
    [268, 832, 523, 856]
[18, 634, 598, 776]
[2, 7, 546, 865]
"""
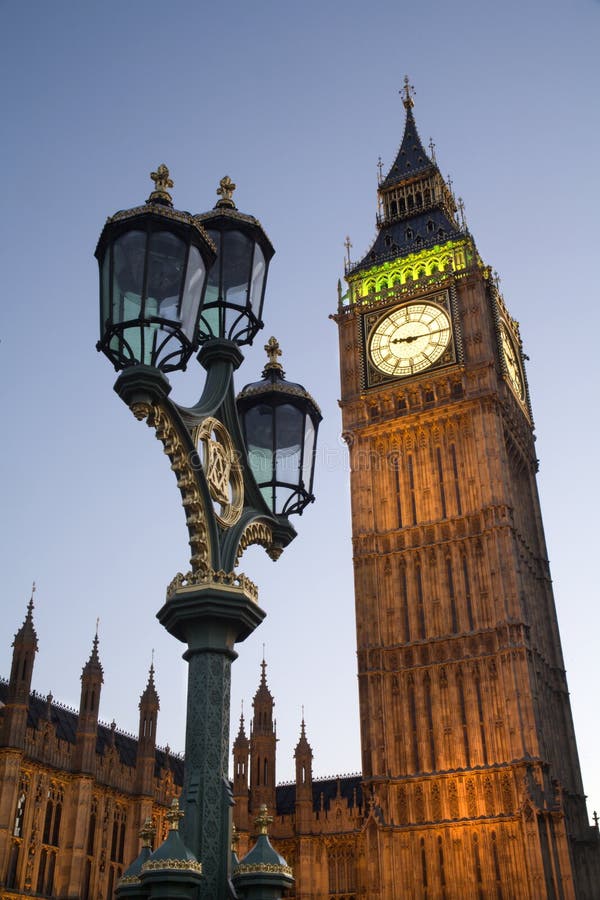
[334, 82, 599, 898]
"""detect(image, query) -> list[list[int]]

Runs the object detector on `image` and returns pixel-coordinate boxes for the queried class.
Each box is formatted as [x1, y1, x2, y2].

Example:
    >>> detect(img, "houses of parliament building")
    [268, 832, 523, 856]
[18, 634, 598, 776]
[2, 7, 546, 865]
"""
[1, 87, 599, 898]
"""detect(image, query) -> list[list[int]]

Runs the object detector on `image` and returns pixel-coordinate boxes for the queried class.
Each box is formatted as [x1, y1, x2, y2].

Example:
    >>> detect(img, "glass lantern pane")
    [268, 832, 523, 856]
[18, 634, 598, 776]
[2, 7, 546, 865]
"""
[223, 230, 253, 305]
[260, 485, 275, 510]
[202, 230, 221, 339]
[244, 403, 274, 452]
[243, 404, 274, 503]
[204, 230, 220, 290]
[223, 230, 253, 338]
[249, 244, 266, 314]
[302, 416, 315, 488]
[113, 230, 147, 324]
[100, 249, 110, 332]
[275, 404, 303, 484]
[180, 245, 206, 339]
[146, 231, 186, 321]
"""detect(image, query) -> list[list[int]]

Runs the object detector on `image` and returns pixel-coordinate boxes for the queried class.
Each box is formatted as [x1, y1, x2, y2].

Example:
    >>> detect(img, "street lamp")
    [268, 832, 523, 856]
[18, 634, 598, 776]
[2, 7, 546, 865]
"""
[97, 169, 320, 899]
[237, 337, 322, 516]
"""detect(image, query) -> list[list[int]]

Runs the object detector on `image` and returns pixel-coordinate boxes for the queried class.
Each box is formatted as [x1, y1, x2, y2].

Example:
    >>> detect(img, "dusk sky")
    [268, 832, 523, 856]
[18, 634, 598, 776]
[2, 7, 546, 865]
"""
[1, 1, 599, 816]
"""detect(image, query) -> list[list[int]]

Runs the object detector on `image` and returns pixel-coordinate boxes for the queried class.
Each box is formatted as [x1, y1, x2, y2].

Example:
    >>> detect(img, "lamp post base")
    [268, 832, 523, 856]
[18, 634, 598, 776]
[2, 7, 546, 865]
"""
[157, 581, 265, 900]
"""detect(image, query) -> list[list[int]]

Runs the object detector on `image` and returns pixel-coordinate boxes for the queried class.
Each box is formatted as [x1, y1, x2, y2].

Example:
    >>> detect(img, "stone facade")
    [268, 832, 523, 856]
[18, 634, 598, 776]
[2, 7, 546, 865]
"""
[0, 605, 182, 900]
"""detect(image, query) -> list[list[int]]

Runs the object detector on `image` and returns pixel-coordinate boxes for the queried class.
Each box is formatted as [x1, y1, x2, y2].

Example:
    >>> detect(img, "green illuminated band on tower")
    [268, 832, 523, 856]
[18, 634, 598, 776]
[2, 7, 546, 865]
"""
[343, 237, 482, 308]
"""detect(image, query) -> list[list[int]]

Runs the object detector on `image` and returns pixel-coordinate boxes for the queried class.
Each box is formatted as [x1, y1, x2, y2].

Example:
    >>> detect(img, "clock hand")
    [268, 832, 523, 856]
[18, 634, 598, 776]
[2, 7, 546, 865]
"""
[391, 327, 449, 345]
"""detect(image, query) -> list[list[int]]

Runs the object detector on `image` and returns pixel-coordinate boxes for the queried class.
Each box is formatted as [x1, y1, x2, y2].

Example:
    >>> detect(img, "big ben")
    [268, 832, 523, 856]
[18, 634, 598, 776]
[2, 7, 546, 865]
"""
[334, 81, 600, 898]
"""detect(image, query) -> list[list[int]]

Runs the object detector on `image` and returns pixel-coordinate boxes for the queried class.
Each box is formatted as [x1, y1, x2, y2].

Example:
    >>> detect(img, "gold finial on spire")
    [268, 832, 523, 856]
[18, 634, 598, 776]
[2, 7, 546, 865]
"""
[262, 337, 284, 376]
[344, 235, 353, 266]
[165, 797, 184, 831]
[255, 804, 273, 836]
[231, 822, 240, 852]
[140, 817, 155, 849]
[216, 175, 237, 208]
[401, 75, 415, 109]
[428, 137, 437, 163]
[148, 164, 174, 205]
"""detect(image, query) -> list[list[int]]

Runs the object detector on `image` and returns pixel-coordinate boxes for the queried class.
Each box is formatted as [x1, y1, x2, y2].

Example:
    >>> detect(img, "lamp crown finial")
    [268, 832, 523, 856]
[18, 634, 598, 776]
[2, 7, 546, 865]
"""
[148, 164, 174, 205]
[140, 816, 155, 849]
[215, 175, 237, 209]
[263, 336, 285, 377]
[255, 804, 273, 836]
[165, 797, 184, 831]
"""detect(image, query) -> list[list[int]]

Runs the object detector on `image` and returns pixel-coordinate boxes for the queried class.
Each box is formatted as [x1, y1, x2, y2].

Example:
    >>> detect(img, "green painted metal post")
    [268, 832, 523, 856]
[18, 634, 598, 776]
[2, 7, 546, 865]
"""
[157, 582, 265, 899]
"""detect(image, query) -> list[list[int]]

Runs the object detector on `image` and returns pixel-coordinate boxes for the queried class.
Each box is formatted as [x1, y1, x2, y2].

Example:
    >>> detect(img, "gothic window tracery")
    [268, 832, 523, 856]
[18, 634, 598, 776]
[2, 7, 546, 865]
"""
[13, 776, 28, 837]
[42, 783, 63, 846]
[327, 844, 356, 895]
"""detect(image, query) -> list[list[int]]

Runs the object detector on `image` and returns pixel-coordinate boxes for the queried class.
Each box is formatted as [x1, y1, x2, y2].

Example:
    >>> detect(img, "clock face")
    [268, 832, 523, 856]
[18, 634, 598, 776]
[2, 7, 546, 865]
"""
[368, 302, 452, 377]
[499, 322, 525, 400]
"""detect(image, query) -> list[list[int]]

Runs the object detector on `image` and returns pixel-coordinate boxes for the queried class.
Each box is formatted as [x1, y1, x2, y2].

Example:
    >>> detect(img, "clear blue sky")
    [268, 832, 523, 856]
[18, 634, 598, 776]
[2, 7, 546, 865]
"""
[1, 0, 599, 814]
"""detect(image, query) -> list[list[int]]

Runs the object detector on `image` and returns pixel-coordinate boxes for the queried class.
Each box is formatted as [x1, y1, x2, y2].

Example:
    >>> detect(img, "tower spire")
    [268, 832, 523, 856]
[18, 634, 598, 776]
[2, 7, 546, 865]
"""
[250, 658, 276, 815]
[1, 590, 39, 748]
[348, 83, 462, 275]
[136, 658, 160, 794]
[74, 628, 104, 773]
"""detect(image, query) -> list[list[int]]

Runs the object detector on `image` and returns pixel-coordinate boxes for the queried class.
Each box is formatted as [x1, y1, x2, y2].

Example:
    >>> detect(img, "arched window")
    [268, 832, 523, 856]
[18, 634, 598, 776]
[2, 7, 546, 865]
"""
[13, 782, 27, 837]
[420, 837, 428, 888]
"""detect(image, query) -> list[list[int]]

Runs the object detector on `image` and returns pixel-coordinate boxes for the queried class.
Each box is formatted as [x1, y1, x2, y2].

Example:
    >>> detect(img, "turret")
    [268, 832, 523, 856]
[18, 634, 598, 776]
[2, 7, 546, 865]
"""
[135, 663, 159, 795]
[249, 659, 276, 815]
[1, 587, 38, 749]
[232, 709, 250, 833]
[73, 629, 103, 773]
[294, 714, 313, 833]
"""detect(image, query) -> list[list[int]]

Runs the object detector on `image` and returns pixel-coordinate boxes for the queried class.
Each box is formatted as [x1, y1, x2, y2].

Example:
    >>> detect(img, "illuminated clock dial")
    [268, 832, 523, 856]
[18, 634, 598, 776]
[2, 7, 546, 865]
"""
[499, 322, 524, 400]
[368, 302, 452, 377]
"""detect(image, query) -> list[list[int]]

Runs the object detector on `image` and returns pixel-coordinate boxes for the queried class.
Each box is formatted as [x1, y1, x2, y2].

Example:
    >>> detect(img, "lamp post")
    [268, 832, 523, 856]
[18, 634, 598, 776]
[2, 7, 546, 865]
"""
[96, 169, 320, 899]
